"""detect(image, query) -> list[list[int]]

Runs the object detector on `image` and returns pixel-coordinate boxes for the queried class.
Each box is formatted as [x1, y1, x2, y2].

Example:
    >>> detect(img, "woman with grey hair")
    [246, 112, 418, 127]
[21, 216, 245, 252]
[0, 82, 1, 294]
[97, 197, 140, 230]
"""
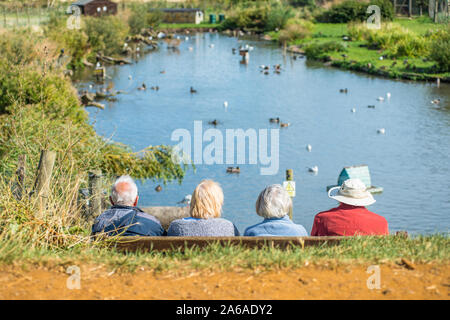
[244, 184, 308, 236]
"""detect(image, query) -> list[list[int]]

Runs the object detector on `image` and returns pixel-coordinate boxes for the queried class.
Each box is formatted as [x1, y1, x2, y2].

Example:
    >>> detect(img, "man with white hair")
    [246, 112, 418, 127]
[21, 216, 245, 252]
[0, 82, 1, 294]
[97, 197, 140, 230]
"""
[244, 184, 308, 236]
[311, 178, 388, 236]
[92, 175, 164, 236]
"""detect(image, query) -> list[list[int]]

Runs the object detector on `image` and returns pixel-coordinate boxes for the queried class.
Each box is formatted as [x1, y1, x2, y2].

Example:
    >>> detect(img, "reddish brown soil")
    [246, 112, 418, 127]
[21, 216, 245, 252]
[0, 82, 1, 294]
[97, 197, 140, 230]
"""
[0, 263, 448, 300]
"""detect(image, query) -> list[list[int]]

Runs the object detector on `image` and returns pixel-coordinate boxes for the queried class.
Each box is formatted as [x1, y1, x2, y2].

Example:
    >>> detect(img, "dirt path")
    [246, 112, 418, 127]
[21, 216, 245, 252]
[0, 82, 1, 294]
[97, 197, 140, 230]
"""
[0, 263, 448, 299]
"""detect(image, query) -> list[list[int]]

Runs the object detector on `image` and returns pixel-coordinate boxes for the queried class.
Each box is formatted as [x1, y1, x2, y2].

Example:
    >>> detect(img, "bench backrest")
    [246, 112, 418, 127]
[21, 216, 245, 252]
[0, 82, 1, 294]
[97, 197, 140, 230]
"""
[114, 236, 343, 252]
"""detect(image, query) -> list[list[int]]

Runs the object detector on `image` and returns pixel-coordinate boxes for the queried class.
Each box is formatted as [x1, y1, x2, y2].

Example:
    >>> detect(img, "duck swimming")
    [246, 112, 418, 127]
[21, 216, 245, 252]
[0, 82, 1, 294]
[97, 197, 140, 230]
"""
[269, 117, 280, 123]
[190, 86, 197, 94]
[431, 99, 440, 104]
[280, 122, 290, 128]
[209, 119, 219, 126]
[138, 83, 147, 91]
[226, 166, 240, 174]
[308, 166, 318, 174]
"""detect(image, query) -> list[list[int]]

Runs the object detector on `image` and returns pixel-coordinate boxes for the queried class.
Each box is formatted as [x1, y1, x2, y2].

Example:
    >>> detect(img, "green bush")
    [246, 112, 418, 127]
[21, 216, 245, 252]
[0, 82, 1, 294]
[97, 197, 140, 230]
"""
[219, 4, 297, 33]
[147, 10, 163, 28]
[128, 8, 149, 35]
[429, 27, 450, 72]
[83, 15, 129, 57]
[348, 23, 429, 58]
[46, 21, 89, 69]
[265, 5, 295, 31]
[278, 19, 313, 43]
[219, 7, 269, 32]
[316, 0, 394, 23]
[304, 40, 347, 59]
[288, 0, 316, 7]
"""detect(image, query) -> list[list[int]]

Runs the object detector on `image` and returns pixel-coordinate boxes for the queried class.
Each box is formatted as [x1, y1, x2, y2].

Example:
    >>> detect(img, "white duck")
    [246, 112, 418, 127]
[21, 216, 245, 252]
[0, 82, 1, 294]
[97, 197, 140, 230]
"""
[223, 101, 228, 108]
[377, 128, 386, 134]
[306, 144, 312, 152]
[351, 108, 356, 113]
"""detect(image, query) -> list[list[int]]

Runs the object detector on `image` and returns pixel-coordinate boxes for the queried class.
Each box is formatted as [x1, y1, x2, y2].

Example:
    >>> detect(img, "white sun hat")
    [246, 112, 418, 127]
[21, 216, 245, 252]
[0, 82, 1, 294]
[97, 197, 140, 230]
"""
[328, 178, 376, 206]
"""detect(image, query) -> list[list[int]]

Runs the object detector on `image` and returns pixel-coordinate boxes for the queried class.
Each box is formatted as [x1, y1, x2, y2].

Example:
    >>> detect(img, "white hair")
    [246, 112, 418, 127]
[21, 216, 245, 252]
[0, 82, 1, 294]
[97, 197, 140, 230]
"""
[110, 175, 138, 206]
[255, 184, 292, 219]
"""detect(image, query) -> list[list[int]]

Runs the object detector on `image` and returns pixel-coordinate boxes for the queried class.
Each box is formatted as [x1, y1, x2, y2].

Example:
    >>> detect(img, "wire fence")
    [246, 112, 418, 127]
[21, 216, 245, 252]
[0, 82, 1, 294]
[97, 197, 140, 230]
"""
[0, 5, 66, 29]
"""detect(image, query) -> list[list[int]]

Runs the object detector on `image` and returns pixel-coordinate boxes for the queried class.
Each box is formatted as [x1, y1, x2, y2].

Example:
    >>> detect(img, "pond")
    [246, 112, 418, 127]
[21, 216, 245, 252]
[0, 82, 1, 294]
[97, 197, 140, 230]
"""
[78, 32, 450, 235]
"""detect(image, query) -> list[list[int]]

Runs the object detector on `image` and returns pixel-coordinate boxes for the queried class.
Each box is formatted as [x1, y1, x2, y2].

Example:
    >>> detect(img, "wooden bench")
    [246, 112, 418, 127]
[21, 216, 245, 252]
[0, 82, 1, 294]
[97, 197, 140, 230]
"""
[114, 236, 343, 252]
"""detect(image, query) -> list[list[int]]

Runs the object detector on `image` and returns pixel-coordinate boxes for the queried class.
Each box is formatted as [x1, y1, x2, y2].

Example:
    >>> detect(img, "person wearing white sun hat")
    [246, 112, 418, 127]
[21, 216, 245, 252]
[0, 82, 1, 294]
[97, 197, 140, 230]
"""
[311, 179, 389, 236]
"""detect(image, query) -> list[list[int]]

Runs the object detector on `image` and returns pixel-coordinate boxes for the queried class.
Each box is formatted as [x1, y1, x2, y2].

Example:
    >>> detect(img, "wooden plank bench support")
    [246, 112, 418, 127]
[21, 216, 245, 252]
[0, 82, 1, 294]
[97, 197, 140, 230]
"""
[113, 236, 343, 252]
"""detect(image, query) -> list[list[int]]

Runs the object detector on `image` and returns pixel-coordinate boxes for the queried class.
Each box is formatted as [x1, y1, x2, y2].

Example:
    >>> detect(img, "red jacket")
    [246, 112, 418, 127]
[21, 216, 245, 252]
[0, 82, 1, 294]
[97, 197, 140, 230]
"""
[311, 203, 389, 236]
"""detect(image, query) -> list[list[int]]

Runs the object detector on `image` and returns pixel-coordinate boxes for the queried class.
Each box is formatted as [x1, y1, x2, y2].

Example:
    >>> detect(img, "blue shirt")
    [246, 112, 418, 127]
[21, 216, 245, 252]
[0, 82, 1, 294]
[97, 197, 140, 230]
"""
[244, 215, 308, 237]
[92, 205, 165, 237]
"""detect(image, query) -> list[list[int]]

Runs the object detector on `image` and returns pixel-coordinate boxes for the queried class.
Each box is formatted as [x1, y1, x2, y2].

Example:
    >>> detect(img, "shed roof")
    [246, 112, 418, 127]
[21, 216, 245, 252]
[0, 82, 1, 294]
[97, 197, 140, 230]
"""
[72, 0, 94, 5]
[73, 0, 115, 6]
[338, 165, 372, 187]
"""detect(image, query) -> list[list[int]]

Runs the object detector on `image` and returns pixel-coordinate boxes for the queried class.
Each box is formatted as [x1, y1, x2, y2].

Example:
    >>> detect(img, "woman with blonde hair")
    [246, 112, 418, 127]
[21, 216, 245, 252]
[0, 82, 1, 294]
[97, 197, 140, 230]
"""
[167, 180, 240, 236]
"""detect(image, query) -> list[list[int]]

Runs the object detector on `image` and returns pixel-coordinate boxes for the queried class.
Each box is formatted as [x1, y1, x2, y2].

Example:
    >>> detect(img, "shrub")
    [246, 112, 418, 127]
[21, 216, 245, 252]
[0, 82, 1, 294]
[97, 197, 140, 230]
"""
[288, 0, 316, 7]
[46, 20, 89, 69]
[316, 0, 394, 23]
[147, 10, 163, 28]
[429, 27, 450, 72]
[83, 15, 129, 57]
[348, 23, 429, 58]
[304, 41, 347, 59]
[219, 7, 269, 32]
[316, 0, 366, 23]
[265, 5, 295, 31]
[128, 8, 149, 35]
[278, 19, 313, 43]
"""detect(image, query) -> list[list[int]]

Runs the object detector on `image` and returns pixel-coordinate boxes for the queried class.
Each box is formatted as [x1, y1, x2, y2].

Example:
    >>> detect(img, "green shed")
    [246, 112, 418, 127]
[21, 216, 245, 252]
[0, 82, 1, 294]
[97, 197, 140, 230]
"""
[327, 165, 383, 193]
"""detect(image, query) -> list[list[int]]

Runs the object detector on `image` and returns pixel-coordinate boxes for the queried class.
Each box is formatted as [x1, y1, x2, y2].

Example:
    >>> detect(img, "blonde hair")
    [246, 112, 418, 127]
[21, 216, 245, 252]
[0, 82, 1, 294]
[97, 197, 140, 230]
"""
[190, 180, 224, 219]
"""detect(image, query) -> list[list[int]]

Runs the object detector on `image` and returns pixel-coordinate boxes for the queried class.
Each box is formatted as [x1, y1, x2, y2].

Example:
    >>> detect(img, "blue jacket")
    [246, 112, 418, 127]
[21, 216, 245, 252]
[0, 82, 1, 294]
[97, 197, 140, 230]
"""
[244, 215, 308, 237]
[92, 205, 165, 237]
[167, 217, 240, 236]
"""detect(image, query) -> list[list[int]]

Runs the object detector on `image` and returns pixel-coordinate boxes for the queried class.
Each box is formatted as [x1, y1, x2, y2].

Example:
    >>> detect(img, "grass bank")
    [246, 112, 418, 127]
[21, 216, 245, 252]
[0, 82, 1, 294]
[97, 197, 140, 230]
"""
[275, 18, 450, 81]
[0, 235, 448, 273]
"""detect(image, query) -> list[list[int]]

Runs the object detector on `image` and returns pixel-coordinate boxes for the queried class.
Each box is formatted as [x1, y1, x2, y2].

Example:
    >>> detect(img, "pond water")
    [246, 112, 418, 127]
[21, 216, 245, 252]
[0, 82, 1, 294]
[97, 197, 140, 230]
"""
[78, 32, 450, 235]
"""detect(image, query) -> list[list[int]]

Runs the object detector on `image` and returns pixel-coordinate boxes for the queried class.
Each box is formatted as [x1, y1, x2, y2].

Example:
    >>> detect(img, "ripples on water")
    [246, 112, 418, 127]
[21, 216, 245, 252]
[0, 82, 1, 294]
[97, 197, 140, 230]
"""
[78, 33, 450, 235]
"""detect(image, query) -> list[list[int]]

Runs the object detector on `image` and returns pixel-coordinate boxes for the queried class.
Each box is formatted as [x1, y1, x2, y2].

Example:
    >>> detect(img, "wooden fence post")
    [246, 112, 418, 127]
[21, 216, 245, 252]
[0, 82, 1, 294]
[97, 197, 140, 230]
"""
[88, 170, 103, 218]
[32, 150, 56, 213]
[14, 154, 26, 200]
[286, 169, 294, 220]
[3, 7, 6, 28]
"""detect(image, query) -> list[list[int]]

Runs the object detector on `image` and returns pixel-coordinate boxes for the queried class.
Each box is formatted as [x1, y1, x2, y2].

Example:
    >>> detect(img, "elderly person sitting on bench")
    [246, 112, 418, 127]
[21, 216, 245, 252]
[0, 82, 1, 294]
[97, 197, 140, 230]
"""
[92, 175, 164, 237]
[311, 178, 389, 236]
[167, 180, 240, 236]
[244, 184, 308, 236]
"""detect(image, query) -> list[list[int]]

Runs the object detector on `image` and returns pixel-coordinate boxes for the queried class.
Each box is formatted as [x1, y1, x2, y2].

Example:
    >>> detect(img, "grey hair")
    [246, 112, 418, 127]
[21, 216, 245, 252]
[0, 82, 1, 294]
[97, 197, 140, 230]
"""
[255, 184, 292, 219]
[111, 175, 138, 206]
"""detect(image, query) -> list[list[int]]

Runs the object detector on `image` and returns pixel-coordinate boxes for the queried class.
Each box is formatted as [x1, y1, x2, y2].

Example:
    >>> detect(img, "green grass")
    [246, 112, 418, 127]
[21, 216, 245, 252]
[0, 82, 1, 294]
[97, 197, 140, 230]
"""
[0, 235, 448, 273]
[278, 18, 450, 80]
